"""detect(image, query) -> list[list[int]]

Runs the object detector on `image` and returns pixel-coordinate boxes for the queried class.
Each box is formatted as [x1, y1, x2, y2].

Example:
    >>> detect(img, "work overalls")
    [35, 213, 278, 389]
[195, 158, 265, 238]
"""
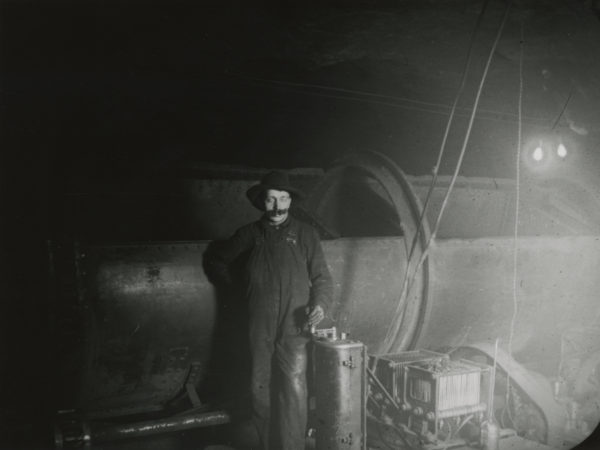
[211, 215, 332, 450]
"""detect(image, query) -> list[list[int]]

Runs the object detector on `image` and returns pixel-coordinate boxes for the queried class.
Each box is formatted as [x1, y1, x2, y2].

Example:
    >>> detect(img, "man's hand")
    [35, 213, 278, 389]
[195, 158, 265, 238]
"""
[306, 305, 325, 327]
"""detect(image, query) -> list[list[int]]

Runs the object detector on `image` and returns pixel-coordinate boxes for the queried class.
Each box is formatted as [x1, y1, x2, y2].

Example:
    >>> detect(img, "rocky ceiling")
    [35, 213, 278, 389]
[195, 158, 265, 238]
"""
[211, 0, 600, 180]
[2, 0, 600, 187]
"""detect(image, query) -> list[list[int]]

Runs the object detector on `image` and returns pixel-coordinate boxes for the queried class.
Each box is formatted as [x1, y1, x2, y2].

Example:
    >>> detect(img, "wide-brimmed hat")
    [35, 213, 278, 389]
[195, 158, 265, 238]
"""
[246, 171, 305, 210]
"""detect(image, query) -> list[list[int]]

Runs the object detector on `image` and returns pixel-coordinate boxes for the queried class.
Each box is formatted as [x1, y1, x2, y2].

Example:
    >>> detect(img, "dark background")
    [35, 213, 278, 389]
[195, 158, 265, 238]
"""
[2, 0, 600, 448]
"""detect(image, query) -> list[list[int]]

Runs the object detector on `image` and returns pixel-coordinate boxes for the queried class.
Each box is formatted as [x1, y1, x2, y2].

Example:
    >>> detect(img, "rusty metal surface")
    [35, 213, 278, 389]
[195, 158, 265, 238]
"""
[71, 237, 410, 414]
[418, 236, 600, 374]
[75, 242, 217, 414]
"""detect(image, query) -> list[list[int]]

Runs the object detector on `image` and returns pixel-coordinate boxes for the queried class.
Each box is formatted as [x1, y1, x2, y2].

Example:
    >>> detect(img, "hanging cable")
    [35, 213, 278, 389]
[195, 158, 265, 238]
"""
[381, 0, 514, 354]
[401, 0, 492, 322]
[505, 16, 525, 421]
[378, 0, 492, 354]
[228, 72, 549, 126]
[551, 84, 574, 131]
[508, 17, 524, 364]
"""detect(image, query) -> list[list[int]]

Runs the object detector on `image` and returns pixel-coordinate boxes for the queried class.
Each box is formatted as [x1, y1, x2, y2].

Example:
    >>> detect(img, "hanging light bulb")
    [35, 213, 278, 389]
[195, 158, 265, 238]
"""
[557, 142, 567, 158]
[532, 142, 544, 162]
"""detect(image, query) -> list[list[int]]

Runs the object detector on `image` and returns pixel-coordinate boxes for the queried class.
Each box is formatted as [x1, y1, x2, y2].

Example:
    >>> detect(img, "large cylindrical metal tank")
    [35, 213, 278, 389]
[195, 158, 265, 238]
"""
[53, 152, 600, 423]
[313, 337, 366, 450]
[56, 237, 409, 415]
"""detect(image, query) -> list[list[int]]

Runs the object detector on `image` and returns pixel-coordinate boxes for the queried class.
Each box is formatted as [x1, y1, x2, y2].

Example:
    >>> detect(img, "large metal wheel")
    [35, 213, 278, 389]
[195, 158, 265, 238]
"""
[307, 151, 431, 354]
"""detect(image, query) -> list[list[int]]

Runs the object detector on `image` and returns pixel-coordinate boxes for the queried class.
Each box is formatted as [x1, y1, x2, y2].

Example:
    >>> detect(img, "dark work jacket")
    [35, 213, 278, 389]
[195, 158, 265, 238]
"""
[208, 215, 333, 340]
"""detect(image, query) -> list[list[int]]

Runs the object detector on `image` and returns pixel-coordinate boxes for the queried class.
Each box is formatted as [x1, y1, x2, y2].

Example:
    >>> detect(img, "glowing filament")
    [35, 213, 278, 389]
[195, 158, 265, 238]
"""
[557, 143, 567, 158]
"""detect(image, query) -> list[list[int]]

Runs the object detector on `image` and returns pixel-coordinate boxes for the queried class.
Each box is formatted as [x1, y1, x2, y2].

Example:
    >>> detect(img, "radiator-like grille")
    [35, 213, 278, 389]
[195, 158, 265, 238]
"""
[437, 371, 480, 411]
[372, 351, 488, 416]
[410, 378, 432, 403]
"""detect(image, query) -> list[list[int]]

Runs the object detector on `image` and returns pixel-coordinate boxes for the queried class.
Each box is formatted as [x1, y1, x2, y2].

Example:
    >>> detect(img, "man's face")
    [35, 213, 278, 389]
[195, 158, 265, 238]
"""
[263, 189, 291, 225]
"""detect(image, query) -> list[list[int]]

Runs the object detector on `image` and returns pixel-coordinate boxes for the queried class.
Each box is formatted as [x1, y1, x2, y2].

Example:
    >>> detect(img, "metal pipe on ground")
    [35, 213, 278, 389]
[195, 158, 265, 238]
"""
[91, 410, 231, 443]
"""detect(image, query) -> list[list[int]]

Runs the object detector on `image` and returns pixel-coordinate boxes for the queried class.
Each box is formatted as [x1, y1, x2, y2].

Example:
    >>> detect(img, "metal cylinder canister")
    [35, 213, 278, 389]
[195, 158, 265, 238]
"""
[481, 419, 500, 450]
[312, 335, 366, 450]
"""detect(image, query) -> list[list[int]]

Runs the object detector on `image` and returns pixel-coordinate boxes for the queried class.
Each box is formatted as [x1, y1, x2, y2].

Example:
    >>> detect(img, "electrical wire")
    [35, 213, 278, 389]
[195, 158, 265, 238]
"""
[232, 73, 458, 110]
[228, 73, 551, 126]
[381, 0, 514, 354]
[380, 0, 491, 355]
[500, 382, 516, 429]
[505, 17, 525, 421]
[404, 0, 491, 272]
[508, 17, 524, 362]
[489, 338, 500, 419]
[368, 412, 421, 450]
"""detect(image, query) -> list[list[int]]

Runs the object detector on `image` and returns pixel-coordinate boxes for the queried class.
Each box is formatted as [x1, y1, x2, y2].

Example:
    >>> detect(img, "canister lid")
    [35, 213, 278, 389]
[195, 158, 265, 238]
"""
[312, 337, 365, 350]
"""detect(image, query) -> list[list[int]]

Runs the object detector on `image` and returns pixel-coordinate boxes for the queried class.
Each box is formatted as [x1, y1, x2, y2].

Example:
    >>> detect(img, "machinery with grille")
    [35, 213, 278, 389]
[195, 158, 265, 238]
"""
[369, 350, 492, 448]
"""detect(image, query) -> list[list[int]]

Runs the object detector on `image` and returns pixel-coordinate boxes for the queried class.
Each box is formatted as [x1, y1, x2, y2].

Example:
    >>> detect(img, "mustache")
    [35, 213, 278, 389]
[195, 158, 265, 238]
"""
[266, 208, 289, 217]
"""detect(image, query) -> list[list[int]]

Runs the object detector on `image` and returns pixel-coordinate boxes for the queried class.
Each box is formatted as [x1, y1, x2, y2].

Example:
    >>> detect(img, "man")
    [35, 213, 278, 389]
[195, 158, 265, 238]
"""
[207, 170, 333, 450]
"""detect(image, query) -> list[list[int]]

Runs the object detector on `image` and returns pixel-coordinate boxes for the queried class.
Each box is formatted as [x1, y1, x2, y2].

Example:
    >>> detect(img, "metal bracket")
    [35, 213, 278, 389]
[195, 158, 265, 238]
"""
[342, 356, 355, 369]
[185, 362, 203, 408]
[339, 432, 353, 445]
